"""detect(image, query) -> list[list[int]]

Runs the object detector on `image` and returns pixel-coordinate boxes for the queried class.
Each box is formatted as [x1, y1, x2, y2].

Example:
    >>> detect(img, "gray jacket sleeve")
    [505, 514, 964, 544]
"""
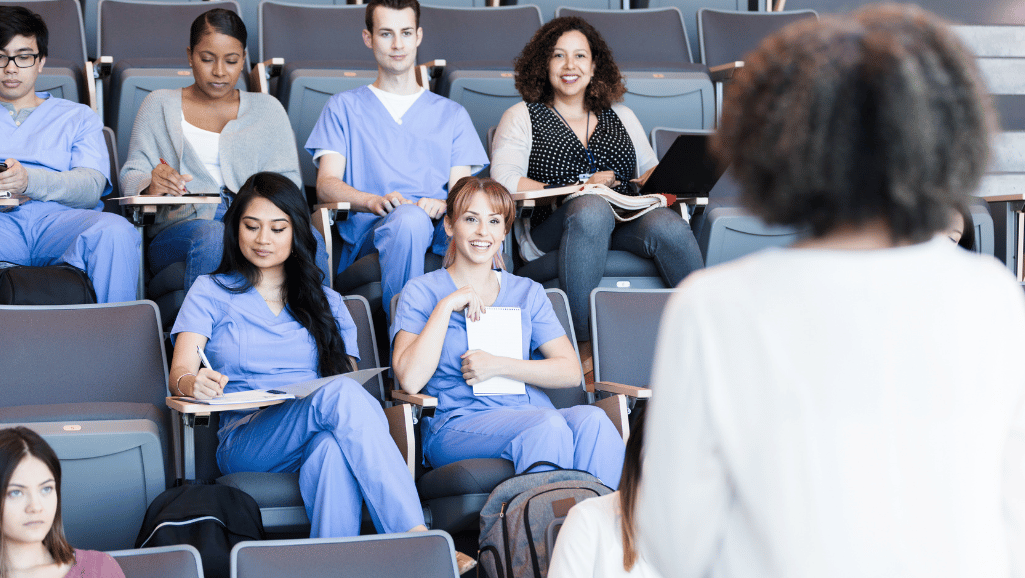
[24, 167, 106, 209]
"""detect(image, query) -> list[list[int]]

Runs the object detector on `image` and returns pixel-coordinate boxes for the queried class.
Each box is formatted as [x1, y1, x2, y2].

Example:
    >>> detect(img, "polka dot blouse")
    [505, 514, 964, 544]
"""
[525, 102, 637, 227]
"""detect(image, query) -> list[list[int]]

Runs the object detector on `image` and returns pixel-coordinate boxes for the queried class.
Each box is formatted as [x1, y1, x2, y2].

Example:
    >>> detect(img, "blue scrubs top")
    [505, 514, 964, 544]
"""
[171, 274, 360, 394]
[390, 268, 566, 435]
[0, 93, 112, 208]
[304, 86, 489, 271]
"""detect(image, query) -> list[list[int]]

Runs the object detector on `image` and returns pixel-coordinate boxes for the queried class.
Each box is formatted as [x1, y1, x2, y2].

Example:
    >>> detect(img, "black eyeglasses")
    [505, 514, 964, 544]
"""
[0, 54, 40, 68]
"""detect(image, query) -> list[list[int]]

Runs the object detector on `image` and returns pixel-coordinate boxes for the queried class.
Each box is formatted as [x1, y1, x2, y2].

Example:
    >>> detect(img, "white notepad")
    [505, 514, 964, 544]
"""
[466, 307, 526, 396]
[178, 367, 388, 404]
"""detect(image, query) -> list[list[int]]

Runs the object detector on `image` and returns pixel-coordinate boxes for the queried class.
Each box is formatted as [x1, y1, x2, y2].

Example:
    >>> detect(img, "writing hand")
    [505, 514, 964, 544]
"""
[149, 163, 192, 196]
[189, 368, 229, 399]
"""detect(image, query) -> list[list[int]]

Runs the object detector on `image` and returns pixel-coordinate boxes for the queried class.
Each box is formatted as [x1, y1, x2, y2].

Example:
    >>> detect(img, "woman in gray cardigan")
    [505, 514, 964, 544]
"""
[120, 9, 326, 291]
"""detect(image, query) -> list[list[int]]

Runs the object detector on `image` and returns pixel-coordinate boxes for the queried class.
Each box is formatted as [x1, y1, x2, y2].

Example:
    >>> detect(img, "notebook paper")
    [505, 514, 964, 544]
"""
[466, 307, 526, 396]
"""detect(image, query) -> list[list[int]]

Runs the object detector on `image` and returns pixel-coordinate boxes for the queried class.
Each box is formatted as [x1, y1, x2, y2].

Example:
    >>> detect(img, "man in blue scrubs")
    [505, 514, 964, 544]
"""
[306, 0, 488, 314]
[0, 7, 139, 303]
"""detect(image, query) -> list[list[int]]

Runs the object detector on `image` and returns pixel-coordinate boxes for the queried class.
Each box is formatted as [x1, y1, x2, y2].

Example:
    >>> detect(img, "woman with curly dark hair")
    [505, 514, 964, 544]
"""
[491, 16, 703, 340]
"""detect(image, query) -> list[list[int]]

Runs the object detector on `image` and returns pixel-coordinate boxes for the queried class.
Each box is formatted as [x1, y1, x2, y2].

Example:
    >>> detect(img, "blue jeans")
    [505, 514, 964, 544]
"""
[150, 206, 331, 292]
[530, 195, 704, 336]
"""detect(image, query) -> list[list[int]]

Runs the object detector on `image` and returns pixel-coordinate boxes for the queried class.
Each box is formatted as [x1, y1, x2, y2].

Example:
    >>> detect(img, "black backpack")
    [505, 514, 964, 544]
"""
[136, 484, 265, 578]
[0, 262, 96, 305]
[478, 462, 613, 578]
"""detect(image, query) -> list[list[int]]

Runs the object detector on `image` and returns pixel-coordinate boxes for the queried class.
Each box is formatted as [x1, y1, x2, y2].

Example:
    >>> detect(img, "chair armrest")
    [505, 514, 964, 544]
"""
[709, 61, 743, 83]
[668, 196, 709, 218]
[391, 390, 439, 408]
[593, 394, 631, 442]
[117, 195, 222, 226]
[384, 404, 415, 477]
[166, 396, 288, 415]
[94, 55, 113, 79]
[0, 196, 29, 208]
[312, 202, 351, 222]
[249, 58, 284, 95]
[84, 60, 99, 112]
[593, 381, 652, 399]
[415, 59, 446, 89]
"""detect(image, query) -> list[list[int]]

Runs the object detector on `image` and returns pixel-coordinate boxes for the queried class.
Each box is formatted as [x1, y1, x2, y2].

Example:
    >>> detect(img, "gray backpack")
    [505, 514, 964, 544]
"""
[478, 463, 613, 578]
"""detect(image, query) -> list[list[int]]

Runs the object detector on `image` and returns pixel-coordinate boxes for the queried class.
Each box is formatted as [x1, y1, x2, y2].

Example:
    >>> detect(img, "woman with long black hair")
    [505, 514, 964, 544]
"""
[168, 172, 425, 539]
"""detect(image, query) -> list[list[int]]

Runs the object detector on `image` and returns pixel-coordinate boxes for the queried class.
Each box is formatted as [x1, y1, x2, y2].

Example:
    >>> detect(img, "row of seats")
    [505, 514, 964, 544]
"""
[0, 284, 670, 549]
[109, 532, 461, 578]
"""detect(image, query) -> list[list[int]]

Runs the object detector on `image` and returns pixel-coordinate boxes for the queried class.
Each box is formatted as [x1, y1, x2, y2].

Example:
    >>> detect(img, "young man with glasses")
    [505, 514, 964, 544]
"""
[0, 6, 139, 303]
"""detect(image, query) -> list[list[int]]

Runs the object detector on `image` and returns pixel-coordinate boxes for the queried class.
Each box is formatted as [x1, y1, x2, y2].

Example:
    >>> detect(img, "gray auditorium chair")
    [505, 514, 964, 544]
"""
[649, 126, 713, 161]
[555, 7, 715, 134]
[97, 0, 245, 164]
[255, 1, 378, 190]
[0, 0, 95, 108]
[631, 0, 745, 67]
[174, 295, 414, 536]
[699, 206, 805, 266]
[589, 287, 674, 388]
[231, 531, 459, 578]
[697, 8, 818, 124]
[953, 24, 1025, 272]
[503, 0, 619, 23]
[109, 544, 205, 578]
[781, 0, 1021, 25]
[0, 301, 170, 551]
[393, 288, 645, 534]
[416, 5, 543, 147]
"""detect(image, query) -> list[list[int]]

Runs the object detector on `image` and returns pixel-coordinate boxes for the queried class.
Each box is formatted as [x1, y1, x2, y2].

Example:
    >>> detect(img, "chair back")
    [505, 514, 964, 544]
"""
[953, 24, 1025, 131]
[698, 8, 817, 66]
[344, 295, 387, 404]
[636, 0, 743, 67]
[99, 0, 241, 60]
[109, 545, 205, 578]
[556, 7, 693, 65]
[259, 1, 372, 64]
[417, 5, 543, 64]
[231, 531, 459, 578]
[649, 126, 713, 161]
[0, 301, 167, 406]
[542, 288, 589, 409]
[589, 288, 674, 387]
[0, 0, 88, 102]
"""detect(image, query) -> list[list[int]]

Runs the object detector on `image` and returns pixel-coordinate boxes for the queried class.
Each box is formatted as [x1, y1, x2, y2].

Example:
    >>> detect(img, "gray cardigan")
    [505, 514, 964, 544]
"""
[120, 89, 302, 237]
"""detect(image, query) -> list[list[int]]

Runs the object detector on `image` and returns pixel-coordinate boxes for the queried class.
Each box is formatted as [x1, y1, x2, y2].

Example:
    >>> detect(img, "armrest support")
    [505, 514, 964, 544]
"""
[709, 61, 743, 83]
[84, 61, 99, 112]
[593, 381, 652, 399]
[249, 58, 284, 95]
[391, 390, 439, 407]
[593, 394, 631, 442]
[513, 185, 581, 218]
[384, 404, 415, 477]
[415, 59, 446, 89]
[94, 55, 113, 79]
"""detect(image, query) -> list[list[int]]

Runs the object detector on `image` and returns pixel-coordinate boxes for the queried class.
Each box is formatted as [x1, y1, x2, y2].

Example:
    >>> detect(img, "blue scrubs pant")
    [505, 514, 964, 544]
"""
[424, 405, 626, 489]
[149, 203, 332, 292]
[0, 201, 140, 303]
[215, 376, 425, 538]
[355, 204, 448, 320]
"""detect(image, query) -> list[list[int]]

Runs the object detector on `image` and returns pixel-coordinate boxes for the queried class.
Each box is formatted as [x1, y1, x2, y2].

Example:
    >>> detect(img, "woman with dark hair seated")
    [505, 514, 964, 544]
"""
[121, 8, 328, 291]
[639, 5, 1025, 576]
[169, 172, 425, 539]
[490, 16, 703, 340]
[0, 427, 125, 577]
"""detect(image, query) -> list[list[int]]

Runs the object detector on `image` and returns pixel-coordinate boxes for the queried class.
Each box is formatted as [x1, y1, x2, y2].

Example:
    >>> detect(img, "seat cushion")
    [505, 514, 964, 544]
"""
[416, 458, 516, 501]
[217, 472, 304, 510]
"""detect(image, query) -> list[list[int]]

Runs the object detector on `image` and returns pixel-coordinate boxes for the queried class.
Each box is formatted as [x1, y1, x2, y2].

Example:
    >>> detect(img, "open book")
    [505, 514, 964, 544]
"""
[561, 184, 675, 222]
[177, 367, 388, 405]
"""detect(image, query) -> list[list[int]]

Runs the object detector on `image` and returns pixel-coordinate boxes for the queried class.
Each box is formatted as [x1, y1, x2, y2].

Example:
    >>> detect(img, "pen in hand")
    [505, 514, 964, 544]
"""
[196, 345, 226, 397]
